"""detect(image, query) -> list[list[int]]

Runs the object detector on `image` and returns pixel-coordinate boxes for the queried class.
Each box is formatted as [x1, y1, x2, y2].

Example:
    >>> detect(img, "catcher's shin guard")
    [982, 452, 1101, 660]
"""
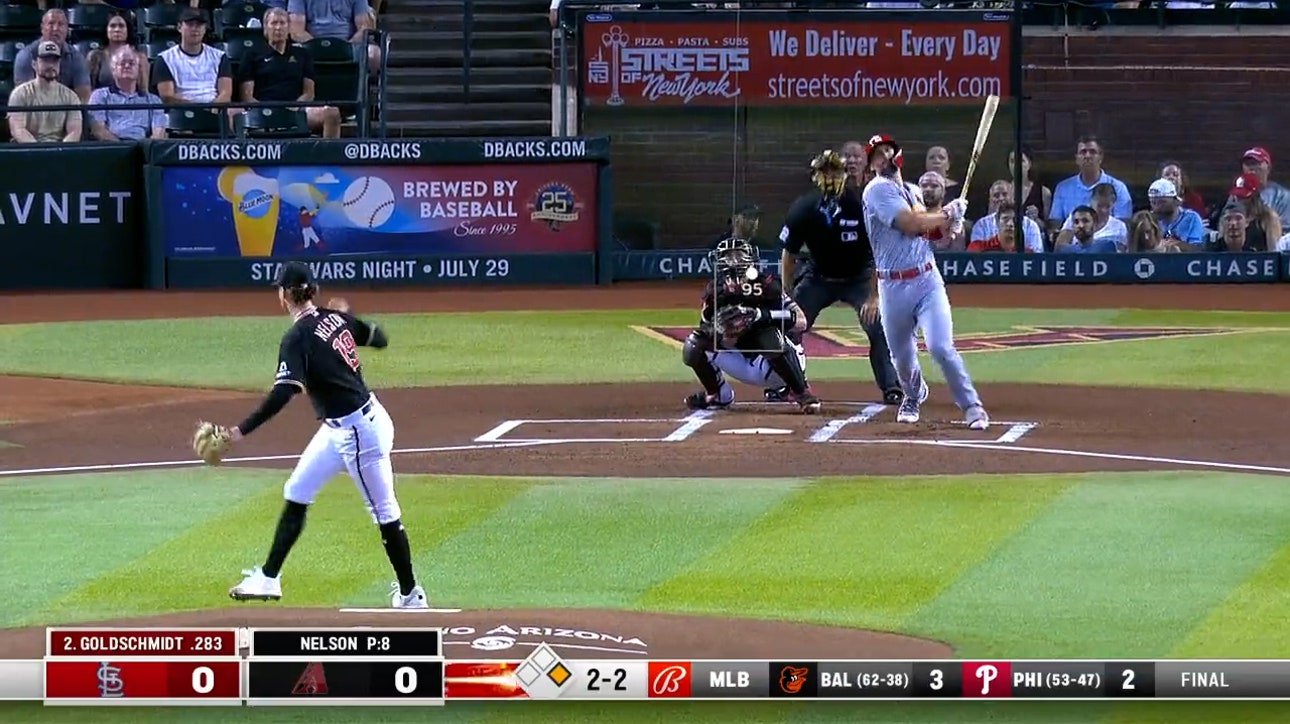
[682, 331, 725, 396]
[752, 328, 809, 396]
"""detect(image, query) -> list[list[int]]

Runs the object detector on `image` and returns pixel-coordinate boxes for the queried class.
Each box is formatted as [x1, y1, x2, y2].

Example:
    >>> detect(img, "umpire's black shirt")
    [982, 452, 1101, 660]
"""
[778, 188, 873, 279]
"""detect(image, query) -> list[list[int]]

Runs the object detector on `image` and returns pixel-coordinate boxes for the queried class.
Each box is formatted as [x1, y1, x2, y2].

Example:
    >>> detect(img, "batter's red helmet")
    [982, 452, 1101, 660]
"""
[865, 134, 903, 168]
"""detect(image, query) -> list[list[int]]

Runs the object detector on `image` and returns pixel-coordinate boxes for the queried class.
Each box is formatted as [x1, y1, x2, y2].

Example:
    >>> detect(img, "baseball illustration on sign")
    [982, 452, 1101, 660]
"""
[160, 164, 599, 258]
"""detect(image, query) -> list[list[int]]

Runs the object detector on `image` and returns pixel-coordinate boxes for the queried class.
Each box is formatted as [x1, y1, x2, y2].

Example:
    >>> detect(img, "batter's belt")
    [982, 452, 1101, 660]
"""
[875, 262, 934, 280]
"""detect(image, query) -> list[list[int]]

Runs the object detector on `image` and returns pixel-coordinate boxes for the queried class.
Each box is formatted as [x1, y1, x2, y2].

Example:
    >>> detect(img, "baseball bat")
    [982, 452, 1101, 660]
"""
[959, 94, 1000, 201]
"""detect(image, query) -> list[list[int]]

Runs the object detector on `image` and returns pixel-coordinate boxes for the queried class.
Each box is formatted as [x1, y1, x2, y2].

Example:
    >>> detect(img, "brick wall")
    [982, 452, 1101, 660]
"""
[588, 30, 1287, 249]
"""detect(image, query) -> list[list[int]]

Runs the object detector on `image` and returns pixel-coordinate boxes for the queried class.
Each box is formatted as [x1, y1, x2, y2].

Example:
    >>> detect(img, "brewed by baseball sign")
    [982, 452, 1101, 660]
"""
[580, 12, 1012, 107]
[159, 163, 599, 258]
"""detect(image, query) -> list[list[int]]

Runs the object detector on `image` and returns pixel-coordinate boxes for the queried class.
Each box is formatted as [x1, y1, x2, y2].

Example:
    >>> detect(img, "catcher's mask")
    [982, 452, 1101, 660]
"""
[710, 236, 759, 279]
[810, 149, 848, 198]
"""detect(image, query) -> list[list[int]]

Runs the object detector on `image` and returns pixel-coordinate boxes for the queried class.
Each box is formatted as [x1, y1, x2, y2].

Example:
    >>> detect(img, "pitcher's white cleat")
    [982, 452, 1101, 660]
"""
[229, 567, 281, 601]
[391, 583, 430, 609]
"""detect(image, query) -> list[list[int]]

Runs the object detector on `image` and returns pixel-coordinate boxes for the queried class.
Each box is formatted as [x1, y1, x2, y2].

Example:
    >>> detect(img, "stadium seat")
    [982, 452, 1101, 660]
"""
[304, 37, 360, 115]
[144, 39, 177, 60]
[241, 106, 308, 138]
[166, 107, 229, 138]
[0, 39, 24, 64]
[218, 0, 268, 30]
[0, 5, 40, 42]
[142, 4, 185, 43]
[221, 37, 264, 66]
[0, 78, 10, 142]
[74, 38, 104, 59]
[305, 37, 354, 63]
[68, 4, 117, 44]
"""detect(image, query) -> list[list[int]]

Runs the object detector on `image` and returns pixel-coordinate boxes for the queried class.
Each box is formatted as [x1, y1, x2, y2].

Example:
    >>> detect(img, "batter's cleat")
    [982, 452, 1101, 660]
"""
[790, 390, 822, 414]
[229, 567, 281, 602]
[391, 583, 430, 609]
[883, 389, 904, 405]
[966, 405, 990, 431]
[764, 386, 791, 403]
[685, 391, 732, 410]
[896, 396, 921, 424]
[916, 378, 930, 404]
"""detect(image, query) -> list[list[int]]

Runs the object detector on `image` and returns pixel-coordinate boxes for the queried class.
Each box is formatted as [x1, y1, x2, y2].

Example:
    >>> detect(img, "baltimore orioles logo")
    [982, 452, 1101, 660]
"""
[779, 665, 809, 694]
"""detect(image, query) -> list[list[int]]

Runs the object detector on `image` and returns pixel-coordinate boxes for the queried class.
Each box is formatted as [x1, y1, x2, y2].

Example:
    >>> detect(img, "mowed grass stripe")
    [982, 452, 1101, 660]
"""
[637, 476, 1072, 630]
[0, 469, 278, 627]
[412, 478, 806, 610]
[29, 473, 535, 623]
[906, 472, 1290, 659]
[1168, 533, 1290, 658]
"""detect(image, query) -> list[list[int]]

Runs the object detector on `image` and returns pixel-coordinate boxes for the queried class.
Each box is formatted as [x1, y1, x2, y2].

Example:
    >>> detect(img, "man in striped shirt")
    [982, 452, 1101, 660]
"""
[88, 47, 165, 141]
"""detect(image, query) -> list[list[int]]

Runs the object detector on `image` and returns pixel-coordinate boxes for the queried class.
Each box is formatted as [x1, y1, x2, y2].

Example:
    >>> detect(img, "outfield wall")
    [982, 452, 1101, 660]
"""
[0, 137, 1286, 290]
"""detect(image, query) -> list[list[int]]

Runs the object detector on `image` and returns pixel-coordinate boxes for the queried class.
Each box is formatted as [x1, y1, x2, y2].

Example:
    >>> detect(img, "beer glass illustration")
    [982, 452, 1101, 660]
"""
[602, 25, 628, 107]
[217, 166, 281, 257]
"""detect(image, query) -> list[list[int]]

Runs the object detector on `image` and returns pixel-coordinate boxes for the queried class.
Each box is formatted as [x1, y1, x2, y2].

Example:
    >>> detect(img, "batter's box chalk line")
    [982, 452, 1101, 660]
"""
[474, 412, 715, 444]
[338, 608, 464, 614]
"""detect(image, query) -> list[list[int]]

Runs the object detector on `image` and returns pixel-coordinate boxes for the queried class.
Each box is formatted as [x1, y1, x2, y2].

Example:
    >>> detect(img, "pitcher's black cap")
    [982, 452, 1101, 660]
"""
[274, 261, 315, 288]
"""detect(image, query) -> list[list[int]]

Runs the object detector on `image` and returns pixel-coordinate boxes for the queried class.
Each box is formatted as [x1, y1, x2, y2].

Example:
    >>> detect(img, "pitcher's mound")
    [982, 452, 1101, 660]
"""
[0, 608, 951, 660]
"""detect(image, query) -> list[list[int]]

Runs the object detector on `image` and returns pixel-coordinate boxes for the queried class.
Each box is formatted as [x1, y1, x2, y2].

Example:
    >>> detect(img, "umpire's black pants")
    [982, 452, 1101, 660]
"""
[793, 271, 902, 396]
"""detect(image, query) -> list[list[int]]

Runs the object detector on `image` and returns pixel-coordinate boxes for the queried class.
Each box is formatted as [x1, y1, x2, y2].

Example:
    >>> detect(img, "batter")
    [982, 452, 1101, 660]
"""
[860, 134, 990, 429]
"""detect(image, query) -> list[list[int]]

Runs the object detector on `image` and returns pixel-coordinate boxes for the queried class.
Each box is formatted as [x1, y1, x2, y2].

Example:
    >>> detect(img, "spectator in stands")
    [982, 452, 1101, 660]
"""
[924, 145, 961, 199]
[842, 139, 868, 191]
[237, 8, 341, 137]
[967, 202, 1040, 253]
[1058, 182, 1128, 251]
[919, 171, 966, 251]
[14, 10, 91, 103]
[1147, 178, 1205, 248]
[1055, 204, 1119, 254]
[1222, 173, 1282, 251]
[968, 198, 1043, 253]
[1208, 205, 1251, 253]
[1239, 147, 1290, 229]
[87, 12, 150, 92]
[1128, 211, 1185, 253]
[6, 41, 83, 143]
[1009, 146, 1051, 224]
[154, 9, 235, 113]
[288, 0, 380, 73]
[1048, 135, 1132, 234]
[1275, 231, 1290, 253]
[1157, 160, 1208, 220]
[711, 202, 760, 247]
[87, 47, 165, 141]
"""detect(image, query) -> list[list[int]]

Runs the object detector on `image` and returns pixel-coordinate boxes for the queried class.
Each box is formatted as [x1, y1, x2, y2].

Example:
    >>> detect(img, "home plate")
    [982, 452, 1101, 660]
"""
[339, 608, 464, 613]
[719, 428, 793, 435]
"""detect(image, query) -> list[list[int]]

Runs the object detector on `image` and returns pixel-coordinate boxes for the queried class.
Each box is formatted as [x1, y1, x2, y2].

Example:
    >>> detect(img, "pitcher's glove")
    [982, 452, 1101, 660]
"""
[193, 421, 233, 466]
[715, 305, 762, 344]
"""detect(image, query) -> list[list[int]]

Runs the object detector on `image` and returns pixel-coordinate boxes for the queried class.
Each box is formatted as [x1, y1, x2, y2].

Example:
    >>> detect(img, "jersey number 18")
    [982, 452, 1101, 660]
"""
[332, 330, 361, 372]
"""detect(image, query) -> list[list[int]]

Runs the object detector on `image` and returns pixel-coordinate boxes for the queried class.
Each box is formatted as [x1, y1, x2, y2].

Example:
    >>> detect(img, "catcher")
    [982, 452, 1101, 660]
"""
[682, 236, 821, 413]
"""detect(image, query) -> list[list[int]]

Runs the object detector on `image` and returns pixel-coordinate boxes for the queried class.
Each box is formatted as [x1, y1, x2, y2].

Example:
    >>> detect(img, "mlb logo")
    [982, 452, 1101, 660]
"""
[961, 662, 1012, 697]
[647, 662, 691, 698]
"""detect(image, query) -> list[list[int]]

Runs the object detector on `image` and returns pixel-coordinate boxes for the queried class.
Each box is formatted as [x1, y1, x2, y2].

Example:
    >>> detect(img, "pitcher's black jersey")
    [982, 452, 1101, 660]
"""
[275, 306, 381, 419]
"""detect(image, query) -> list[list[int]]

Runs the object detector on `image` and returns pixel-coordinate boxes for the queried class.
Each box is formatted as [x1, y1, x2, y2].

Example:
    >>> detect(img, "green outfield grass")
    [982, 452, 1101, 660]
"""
[0, 307, 1288, 392]
[3, 305, 1290, 723]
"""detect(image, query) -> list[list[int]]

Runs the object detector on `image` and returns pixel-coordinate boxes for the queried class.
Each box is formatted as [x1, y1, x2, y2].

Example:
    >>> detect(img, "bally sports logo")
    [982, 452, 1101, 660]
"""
[443, 624, 648, 656]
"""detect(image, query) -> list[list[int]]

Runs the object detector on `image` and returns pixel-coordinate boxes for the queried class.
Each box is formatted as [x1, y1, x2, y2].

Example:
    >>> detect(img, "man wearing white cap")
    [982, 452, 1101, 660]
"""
[1148, 178, 1204, 248]
[1240, 147, 1290, 229]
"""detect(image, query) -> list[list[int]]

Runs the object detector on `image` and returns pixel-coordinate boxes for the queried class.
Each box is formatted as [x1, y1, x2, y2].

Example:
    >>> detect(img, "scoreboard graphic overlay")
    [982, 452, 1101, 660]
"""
[3, 628, 1290, 703]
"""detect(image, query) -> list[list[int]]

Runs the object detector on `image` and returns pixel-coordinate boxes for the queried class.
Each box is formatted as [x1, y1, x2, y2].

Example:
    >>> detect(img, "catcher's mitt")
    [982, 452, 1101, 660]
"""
[715, 305, 758, 342]
[193, 421, 232, 466]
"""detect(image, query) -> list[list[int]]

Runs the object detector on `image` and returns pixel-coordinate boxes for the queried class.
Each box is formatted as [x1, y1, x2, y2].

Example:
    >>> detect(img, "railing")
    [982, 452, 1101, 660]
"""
[0, 99, 365, 141]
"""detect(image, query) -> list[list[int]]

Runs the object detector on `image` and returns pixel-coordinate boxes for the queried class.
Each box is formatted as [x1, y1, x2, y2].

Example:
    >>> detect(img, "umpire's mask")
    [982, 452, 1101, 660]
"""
[810, 149, 848, 199]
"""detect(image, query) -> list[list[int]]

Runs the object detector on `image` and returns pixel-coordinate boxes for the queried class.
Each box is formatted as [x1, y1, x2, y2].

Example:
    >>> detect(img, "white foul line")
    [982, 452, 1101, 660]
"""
[809, 404, 889, 443]
[664, 410, 713, 441]
[833, 438, 1290, 476]
[0, 440, 564, 478]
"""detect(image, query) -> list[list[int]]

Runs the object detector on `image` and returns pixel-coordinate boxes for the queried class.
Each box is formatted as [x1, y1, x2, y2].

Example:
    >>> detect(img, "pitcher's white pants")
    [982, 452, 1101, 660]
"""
[282, 394, 402, 525]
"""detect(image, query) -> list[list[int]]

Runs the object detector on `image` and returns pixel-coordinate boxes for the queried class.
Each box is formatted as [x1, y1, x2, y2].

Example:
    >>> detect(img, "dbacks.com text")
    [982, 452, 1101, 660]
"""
[766, 72, 1002, 103]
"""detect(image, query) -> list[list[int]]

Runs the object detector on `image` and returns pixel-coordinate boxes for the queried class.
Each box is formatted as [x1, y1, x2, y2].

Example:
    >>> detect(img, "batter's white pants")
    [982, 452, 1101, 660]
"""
[282, 394, 403, 525]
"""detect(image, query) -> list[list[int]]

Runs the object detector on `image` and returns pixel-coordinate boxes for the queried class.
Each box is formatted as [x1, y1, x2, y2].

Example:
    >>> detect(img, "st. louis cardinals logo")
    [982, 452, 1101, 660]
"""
[648, 662, 691, 698]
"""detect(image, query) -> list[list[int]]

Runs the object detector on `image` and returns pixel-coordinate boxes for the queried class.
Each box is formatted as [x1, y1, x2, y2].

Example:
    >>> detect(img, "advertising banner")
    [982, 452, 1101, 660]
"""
[580, 11, 1011, 108]
[144, 137, 611, 166]
[0, 144, 144, 289]
[160, 163, 599, 258]
[612, 250, 1285, 283]
[164, 253, 594, 288]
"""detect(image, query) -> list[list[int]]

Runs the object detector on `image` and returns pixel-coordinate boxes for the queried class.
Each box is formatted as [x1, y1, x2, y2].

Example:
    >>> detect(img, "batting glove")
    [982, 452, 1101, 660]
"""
[944, 198, 969, 222]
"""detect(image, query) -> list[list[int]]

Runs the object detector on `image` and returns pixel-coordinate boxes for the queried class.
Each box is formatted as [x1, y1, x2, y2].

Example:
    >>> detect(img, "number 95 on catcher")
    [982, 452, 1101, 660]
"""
[246, 660, 444, 706]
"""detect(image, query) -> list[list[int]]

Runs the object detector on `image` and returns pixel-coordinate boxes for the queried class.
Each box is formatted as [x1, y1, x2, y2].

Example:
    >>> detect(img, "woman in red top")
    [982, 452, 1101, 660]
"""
[1158, 160, 1209, 219]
